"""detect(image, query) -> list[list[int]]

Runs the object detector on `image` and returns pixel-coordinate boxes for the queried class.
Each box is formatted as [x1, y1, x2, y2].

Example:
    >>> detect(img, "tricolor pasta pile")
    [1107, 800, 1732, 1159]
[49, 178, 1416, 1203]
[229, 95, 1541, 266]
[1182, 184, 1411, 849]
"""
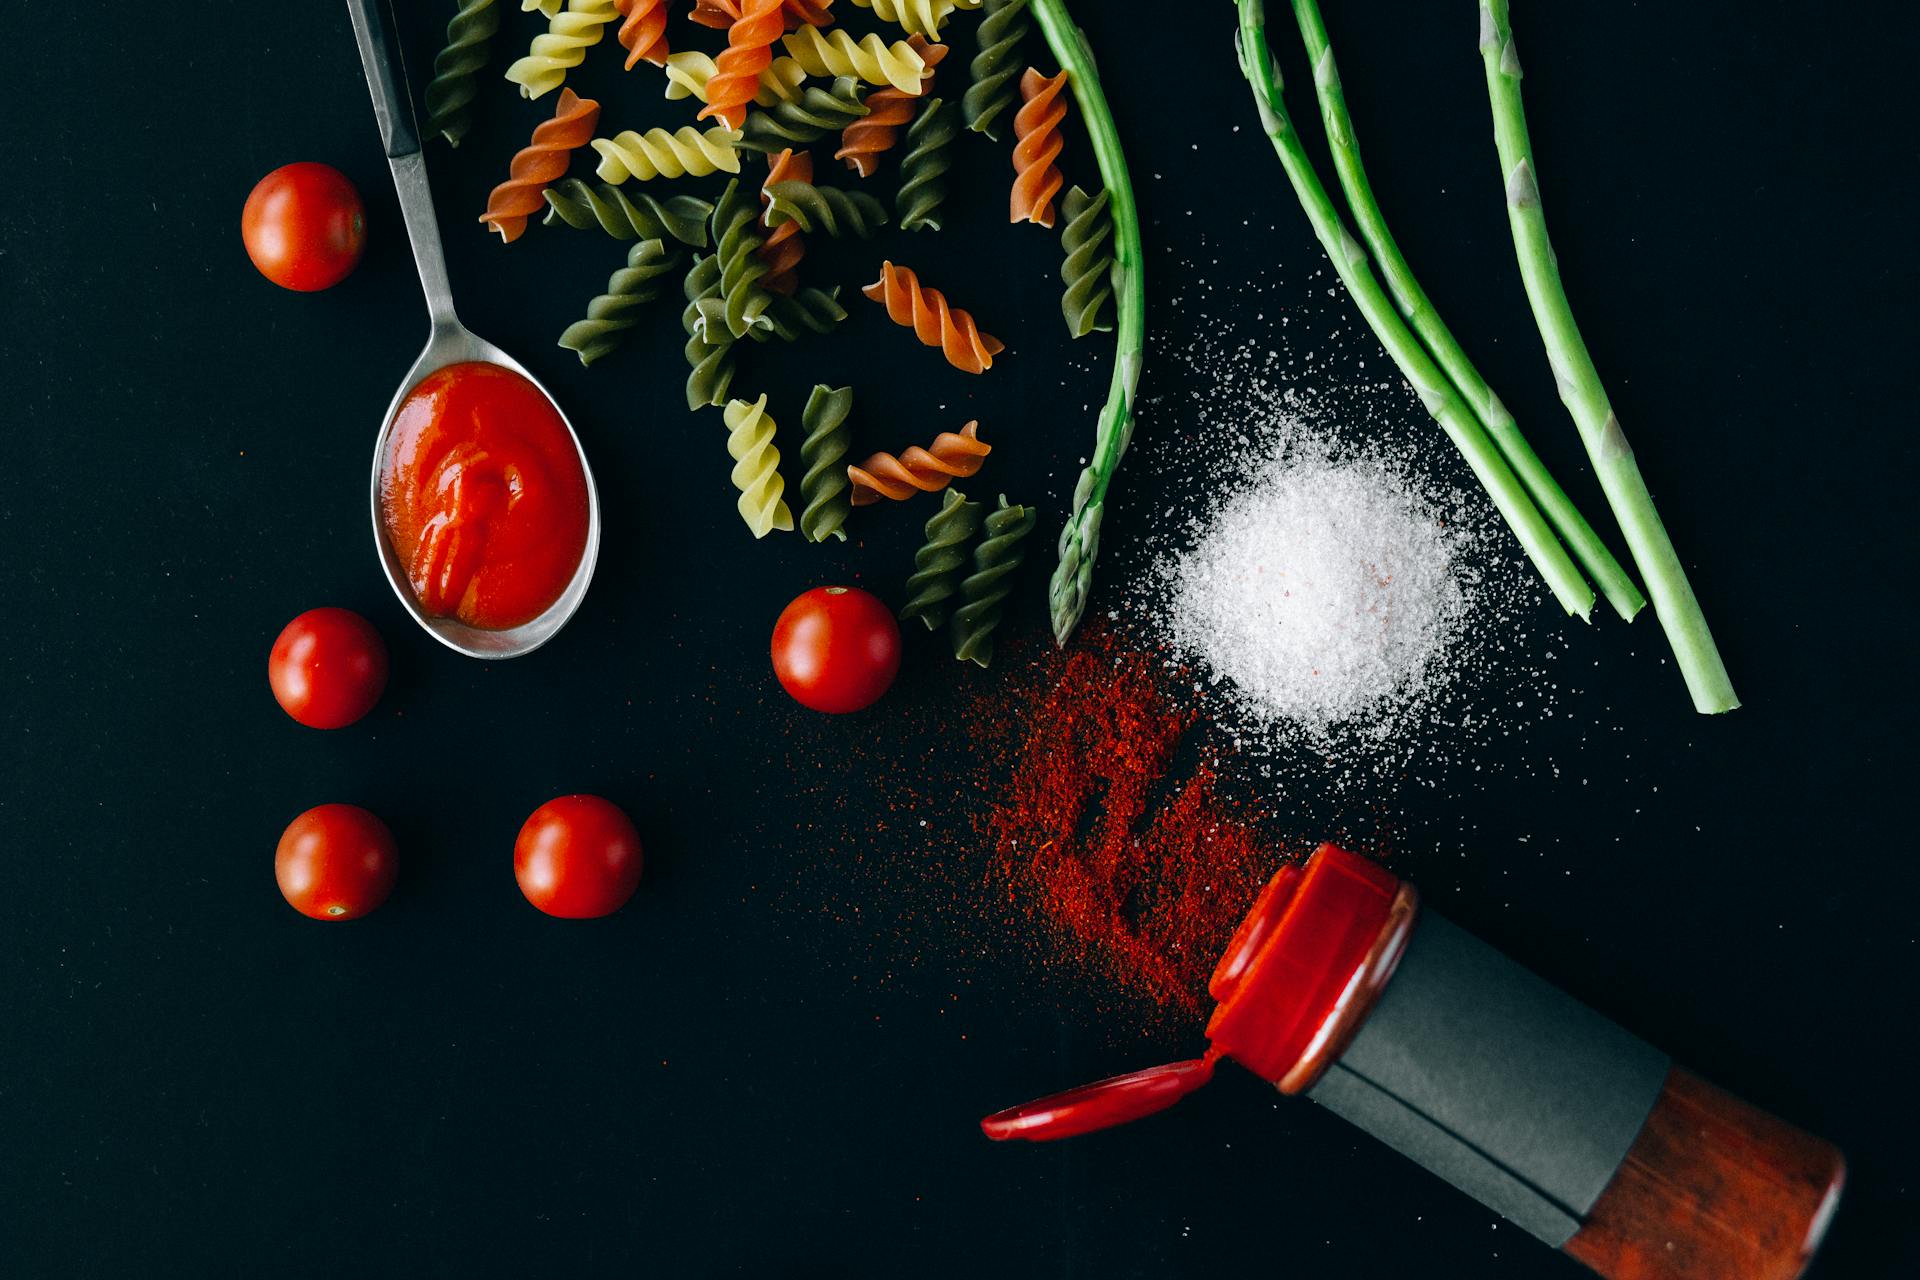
[422, 0, 1125, 664]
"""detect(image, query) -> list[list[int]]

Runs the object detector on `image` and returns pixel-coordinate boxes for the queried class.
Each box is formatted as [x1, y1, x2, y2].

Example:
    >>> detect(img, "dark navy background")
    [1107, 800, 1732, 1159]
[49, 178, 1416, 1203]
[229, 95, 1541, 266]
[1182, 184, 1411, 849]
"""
[4, 2, 1915, 1275]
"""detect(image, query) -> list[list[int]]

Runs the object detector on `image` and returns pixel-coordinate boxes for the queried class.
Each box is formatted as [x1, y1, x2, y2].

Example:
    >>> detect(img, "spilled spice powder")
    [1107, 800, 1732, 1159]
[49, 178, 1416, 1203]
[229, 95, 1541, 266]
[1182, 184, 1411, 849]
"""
[979, 624, 1280, 1016]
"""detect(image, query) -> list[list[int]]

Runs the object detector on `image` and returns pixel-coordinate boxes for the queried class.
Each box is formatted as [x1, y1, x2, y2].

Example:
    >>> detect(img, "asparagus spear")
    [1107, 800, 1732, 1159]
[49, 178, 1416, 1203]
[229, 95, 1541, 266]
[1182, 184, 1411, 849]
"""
[1030, 0, 1145, 645]
[1291, 0, 1645, 622]
[1232, 0, 1596, 620]
[1478, 0, 1737, 713]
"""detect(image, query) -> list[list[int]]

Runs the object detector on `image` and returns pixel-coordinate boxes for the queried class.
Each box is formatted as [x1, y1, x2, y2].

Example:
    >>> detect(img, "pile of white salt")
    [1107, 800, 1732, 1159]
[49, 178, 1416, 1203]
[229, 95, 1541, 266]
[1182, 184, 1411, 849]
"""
[1152, 435, 1477, 743]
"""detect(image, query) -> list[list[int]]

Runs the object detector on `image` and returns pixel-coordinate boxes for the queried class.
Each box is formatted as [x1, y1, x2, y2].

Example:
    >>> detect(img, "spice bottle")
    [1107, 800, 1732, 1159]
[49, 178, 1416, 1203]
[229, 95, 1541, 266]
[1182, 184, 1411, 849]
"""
[982, 844, 1845, 1280]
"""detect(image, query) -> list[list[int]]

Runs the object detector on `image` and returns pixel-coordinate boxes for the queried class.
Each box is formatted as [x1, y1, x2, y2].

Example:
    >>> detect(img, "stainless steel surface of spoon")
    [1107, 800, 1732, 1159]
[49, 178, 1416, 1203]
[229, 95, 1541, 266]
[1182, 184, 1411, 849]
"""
[344, 0, 599, 660]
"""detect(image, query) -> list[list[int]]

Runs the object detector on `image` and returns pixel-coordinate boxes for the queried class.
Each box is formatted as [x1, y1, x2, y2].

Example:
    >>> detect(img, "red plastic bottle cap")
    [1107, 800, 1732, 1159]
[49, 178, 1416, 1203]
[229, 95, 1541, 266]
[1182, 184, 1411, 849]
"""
[1204, 844, 1401, 1088]
[979, 846, 1411, 1141]
[980, 1054, 1219, 1143]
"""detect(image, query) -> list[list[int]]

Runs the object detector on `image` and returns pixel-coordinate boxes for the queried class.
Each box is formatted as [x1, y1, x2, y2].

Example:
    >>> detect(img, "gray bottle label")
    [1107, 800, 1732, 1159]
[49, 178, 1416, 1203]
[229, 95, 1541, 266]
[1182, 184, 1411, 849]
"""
[1307, 911, 1670, 1246]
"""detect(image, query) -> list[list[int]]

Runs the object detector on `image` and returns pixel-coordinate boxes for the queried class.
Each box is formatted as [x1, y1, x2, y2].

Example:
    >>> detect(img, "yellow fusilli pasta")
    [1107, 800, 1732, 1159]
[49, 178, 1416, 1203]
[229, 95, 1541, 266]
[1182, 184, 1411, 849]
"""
[851, 0, 956, 39]
[662, 51, 807, 108]
[722, 395, 795, 537]
[781, 28, 927, 94]
[505, 0, 618, 99]
[592, 126, 743, 182]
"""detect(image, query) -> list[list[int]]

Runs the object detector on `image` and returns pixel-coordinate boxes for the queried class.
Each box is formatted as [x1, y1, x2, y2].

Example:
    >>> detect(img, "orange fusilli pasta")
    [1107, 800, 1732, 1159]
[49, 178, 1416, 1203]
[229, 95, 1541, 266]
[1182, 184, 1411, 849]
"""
[861, 260, 1004, 373]
[614, 0, 668, 67]
[836, 35, 945, 179]
[479, 88, 600, 242]
[701, 0, 784, 130]
[691, 0, 831, 28]
[1010, 67, 1067, 227]
[757, 149, 813, 295]
[848, 421, 992, 505]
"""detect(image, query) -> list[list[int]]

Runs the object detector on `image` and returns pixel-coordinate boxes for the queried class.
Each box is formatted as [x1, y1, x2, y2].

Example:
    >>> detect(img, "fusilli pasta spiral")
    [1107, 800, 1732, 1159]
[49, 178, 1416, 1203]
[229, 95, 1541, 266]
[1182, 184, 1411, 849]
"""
[681, 255, 737, 409]
[850, 0, 954, 39]
[780, 0, 836, 27]
[964, 0, 1030, 139]
[613, 0, 668, 67]
[737, 77, 869, 152]
[542, 179, 712, 246]
[756, 149, 812, 294]
[951, 495, 1036, 666]
[797, 384, 854, 542]
[664, 51, 807, 107]
[899, 489, 986, 628]
[591, 125, 742, 182]
[847, 421, 991, 505]
[1057, 184, 1114, 337]
[480, 89, 602, 242]
[524, 0, 562, 16]
[691, 0, 834, 28]
[836, 35, 944, 178]
[782, 28, 927, 94]
[722, 395, 795, 538]
[861, 261, 1004, 374]
[700, 0, 784, 130]
[764, 181, 889, 238]
[1010, 67, 1067, 227]
[505, 0, 617, 99]
[895, 96, 956, 231]
[746, 286, 847, 342]
[424, 0, 501, 148]
[558, 238, 683, 365]
[708, 179, 777, 338]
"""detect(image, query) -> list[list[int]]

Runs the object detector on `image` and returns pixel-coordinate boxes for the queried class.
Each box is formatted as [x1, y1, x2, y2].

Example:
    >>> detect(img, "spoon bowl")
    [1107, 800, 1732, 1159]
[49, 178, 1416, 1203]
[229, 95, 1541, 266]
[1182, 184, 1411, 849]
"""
[347, 0, 599, 660]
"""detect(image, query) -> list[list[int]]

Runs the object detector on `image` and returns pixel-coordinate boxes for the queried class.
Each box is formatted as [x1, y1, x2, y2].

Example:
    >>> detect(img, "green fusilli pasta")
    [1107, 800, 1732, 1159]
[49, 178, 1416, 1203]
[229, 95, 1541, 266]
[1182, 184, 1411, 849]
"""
[542, 179, 711, 247]
[901, 490, 987, 628]
[707, 180, 777, 339]
[797, 384, 854, 542]
[736, 77, 870, 152]
[1058, 185, 1115, 337]
[424, 0, 502, 147]
[748, 287, 849, 343]
[764, 181, 889, 239]
[681, 254, 737, 409]
[558, 238, 682, 366]
[951, 495, 1036, 666]
[896, 97, 955, 232]
[964, 0, 1030, 140]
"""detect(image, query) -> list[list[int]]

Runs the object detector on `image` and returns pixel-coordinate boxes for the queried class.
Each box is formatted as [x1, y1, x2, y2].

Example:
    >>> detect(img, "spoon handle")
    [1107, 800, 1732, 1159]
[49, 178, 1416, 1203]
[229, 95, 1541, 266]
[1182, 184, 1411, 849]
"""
[344, 0, 420, 159]
[344, 0, 459, 330]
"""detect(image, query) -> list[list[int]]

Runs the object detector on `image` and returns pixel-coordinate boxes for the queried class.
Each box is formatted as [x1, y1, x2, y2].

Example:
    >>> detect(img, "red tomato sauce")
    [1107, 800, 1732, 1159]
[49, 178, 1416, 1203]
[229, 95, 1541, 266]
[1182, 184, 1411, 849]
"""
[378, 362, 589, 631]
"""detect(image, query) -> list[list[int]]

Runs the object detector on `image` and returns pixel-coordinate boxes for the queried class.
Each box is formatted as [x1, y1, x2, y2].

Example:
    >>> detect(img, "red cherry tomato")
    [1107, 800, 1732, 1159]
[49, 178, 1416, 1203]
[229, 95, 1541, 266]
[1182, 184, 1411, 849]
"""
[770, 586, 902, 714]
[241, 162, 366, 292]
[268, 607, 389, 729]
[275, 804, 398, 921]
[514, 795, 644, 919]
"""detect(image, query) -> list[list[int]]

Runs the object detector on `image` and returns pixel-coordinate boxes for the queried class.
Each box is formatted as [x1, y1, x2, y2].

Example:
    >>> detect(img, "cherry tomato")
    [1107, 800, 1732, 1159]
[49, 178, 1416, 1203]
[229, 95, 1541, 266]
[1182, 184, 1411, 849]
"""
[241, 162, 366, 292]
[275, 804, 398, 921]
[268, 607, 389, 729]
[514, 795, 644, 919]
[771, 586, 901, 714]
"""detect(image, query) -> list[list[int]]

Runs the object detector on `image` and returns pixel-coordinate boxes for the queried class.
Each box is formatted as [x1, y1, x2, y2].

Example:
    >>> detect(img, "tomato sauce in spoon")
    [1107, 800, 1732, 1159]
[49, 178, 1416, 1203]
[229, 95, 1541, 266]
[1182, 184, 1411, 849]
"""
[378, 362, 589, 632]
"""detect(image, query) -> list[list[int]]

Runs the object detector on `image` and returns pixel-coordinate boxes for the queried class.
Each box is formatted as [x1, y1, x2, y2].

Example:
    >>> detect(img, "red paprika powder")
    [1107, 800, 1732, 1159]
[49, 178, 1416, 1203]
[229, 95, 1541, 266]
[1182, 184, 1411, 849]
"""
[980, 624, 1281, 1015]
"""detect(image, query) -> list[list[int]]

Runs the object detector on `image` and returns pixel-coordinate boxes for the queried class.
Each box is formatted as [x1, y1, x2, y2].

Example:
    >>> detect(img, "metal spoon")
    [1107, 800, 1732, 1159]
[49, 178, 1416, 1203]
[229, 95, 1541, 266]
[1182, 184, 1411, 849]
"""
[344, 0, 600, 659]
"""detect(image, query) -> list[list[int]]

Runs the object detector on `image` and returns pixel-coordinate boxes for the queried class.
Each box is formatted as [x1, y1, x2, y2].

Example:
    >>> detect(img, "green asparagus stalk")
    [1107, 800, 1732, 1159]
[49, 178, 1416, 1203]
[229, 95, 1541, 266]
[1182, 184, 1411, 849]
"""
[1291, 0, 1644, 622]
[1031, 0, 1146, 645]
[1478, 0, 1737, 712]
[1233, 0, 1596, 619]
